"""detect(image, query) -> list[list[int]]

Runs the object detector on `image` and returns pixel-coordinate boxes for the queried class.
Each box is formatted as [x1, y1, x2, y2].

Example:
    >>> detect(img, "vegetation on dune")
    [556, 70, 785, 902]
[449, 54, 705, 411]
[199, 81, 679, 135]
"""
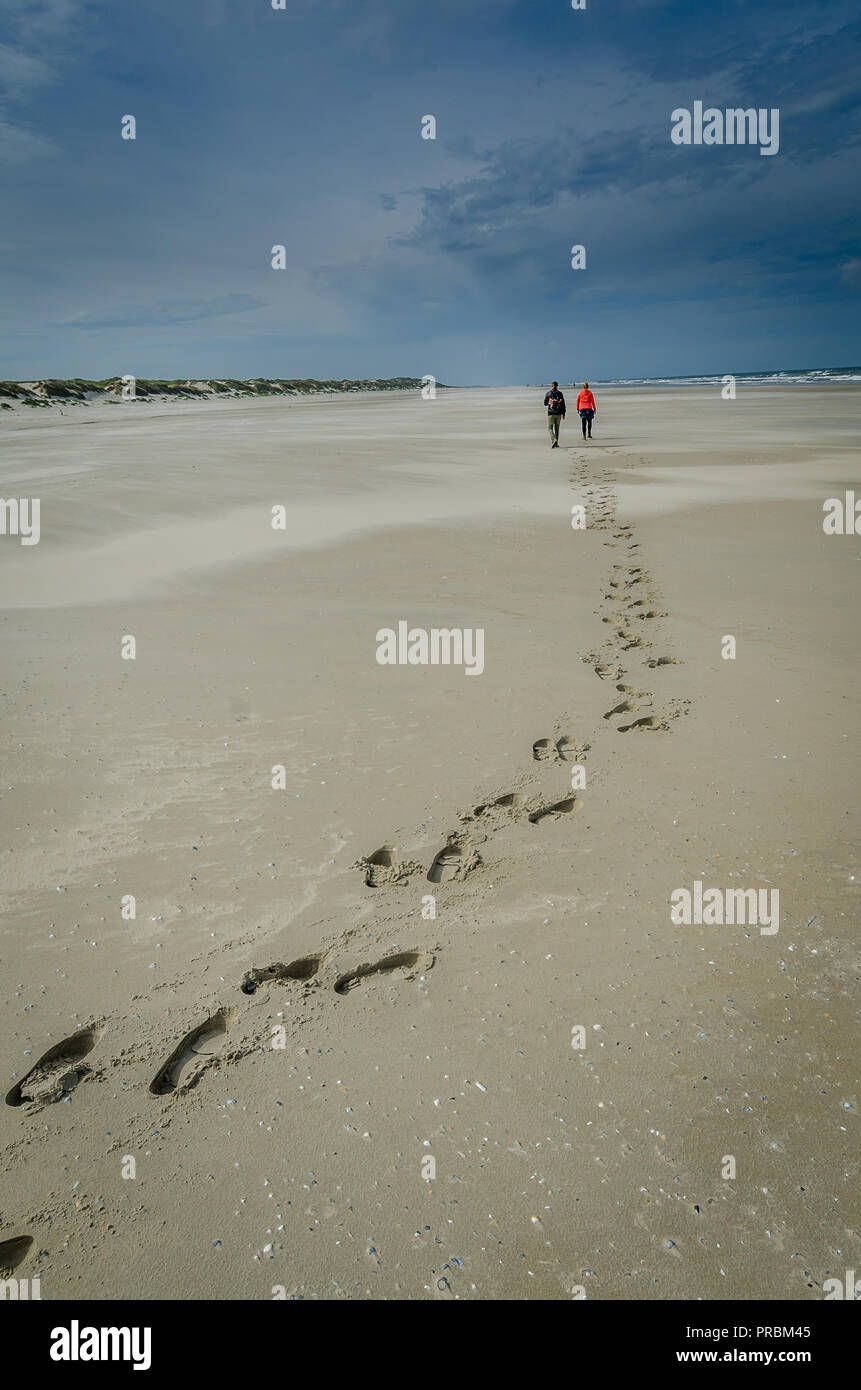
[0, 376, 447, 407]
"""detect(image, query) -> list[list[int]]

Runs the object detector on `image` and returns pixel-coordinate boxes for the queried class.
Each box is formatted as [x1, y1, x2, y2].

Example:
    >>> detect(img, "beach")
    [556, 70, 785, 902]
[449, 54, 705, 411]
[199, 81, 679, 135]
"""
[1, 384, 858, 1300]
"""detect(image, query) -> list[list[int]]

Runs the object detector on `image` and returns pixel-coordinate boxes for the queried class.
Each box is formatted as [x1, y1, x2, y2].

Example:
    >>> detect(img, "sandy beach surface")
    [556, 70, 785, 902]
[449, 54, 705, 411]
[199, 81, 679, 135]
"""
[1, 385, 858, 1301]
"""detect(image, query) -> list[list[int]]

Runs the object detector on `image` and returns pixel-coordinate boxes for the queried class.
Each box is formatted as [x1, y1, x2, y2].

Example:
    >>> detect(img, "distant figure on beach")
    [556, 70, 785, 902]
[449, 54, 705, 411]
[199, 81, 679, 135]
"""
[544, 380, 566, 448]
[576, 381, 596, 439]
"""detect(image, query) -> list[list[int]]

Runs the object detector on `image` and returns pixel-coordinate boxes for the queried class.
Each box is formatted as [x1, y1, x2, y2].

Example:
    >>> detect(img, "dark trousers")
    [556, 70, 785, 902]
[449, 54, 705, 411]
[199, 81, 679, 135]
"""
[579, 409, 594, 437]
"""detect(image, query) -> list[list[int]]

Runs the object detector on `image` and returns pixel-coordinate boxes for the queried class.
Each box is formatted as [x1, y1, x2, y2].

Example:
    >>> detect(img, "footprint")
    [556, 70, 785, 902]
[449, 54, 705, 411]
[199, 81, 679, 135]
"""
[334, 950, 434, 996]
[149, 1007, 236, 1096]
[556, 734, 589, 762]
[532, 738, 556, 761]
[0, 1235, 33, 1276]
[593, 662, 623, 680]
[362, 845, 398, 886]
[355, 846, 422, 886]
[5, 1021, 105, 1109]
[474, 791, 524, 817]
[646, 656, 680, 668]
[427, 836, 479, 884]
[241, 955, 323, 995]
[617, 715, 667, 733]
[603, 699, 639, 720]
[616, 683, 650, 698]
[528, 796, 580, 824]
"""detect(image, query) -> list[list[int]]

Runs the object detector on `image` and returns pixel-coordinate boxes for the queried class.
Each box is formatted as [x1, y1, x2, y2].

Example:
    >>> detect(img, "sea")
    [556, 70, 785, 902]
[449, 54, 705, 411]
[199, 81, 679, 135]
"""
[592, 366, 861, 388]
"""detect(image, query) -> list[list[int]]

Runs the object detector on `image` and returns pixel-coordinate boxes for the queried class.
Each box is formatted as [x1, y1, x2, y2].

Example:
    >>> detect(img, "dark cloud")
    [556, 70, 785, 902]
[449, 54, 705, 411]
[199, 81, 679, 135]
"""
[2, 0, 858, 380]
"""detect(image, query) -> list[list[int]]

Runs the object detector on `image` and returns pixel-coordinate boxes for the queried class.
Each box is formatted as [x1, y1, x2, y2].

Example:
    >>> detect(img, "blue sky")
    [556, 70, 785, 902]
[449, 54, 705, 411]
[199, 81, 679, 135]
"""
[1, 0, 859, 383]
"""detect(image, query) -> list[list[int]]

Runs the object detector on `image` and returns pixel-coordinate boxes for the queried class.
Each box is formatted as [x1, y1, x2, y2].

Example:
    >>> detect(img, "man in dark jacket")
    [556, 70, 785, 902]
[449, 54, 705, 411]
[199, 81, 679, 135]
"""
[544, 381, 566, 448]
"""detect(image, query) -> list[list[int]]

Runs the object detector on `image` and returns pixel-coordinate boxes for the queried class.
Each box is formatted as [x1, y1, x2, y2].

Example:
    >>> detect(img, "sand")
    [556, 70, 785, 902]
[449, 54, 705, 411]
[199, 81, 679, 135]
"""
[0, 385, 858, 1300]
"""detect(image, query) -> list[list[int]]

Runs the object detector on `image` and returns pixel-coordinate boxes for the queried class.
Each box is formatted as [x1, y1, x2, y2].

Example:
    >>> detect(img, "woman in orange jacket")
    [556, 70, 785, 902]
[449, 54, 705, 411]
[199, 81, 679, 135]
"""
[576, 381, 596, 439]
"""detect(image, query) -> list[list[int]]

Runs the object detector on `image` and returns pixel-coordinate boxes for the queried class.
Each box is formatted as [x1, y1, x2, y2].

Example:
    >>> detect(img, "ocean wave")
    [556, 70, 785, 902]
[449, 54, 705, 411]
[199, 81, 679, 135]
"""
[595, 368, 861, 387]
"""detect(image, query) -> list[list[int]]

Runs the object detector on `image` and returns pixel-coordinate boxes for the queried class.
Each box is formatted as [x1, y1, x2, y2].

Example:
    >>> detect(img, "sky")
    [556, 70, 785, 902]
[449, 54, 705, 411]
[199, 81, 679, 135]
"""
[1, 0, 860, 384]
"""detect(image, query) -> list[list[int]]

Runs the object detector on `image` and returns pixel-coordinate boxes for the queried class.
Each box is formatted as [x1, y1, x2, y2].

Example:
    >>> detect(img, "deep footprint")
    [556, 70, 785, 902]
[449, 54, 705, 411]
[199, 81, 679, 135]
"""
[241, 956, 323, 995]
[603, 700, 639, 719]
[149, 1008, 236, 1096]
[0, 1235, 33, 1276]
[334, 950, 434, 995]
[474, 792, 523, 816]
[427, 837, 478, 884]
[532, 738, 556, 761]
[5, 1021, 105, 1109]
[617, 716, 666, 733]
[363, 845, 398, 886]
[528, 796, 580, 824]
[556, 734, 589, 762]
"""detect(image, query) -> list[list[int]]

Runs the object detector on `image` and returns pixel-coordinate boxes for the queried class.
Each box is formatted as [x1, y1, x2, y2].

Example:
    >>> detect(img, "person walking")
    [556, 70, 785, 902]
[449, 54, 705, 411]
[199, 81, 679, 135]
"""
[544, 380, 566, 448]
[576, 381, 596, 439]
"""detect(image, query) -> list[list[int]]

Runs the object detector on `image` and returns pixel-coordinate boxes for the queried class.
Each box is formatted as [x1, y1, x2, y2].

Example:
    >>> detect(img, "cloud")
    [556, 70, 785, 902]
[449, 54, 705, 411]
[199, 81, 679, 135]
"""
[395, 127, 684, 259]
[624, 8, 861, 164]
[1, 0, 858, 381]
[0, 42, 55, 96]
[0, 0, 93, 42]
[840, 258, 861, 292]
[0, 118, 57, 163]
[57, 293, 266, 329]
[0, 1, 96, 165]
